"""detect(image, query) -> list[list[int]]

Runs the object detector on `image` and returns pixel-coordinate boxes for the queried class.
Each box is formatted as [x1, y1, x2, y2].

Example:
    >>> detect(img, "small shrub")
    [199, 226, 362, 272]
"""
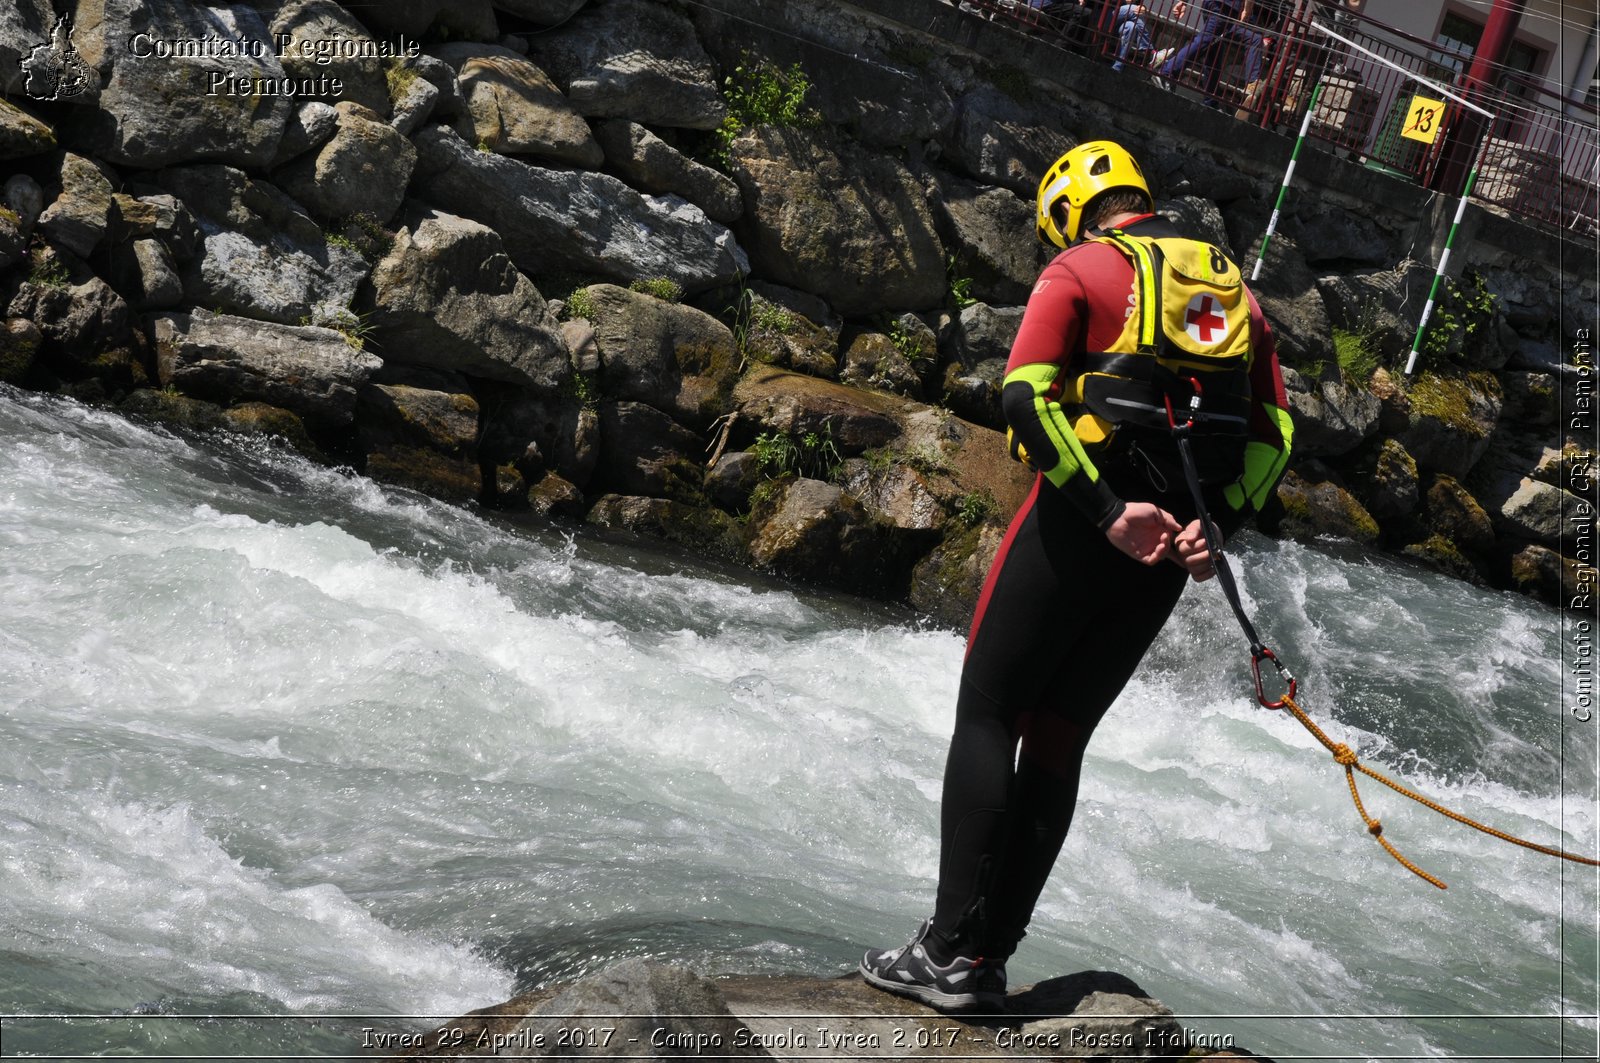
[947, 254, 977, 310]
[385, 61, 419, 99]
[1421, 269, 1498, 364]
[318, 307, 376, 351]
[955, 489, 997, 528]
[750, 423, 841, 481]
[565, 287, 597, 322]
[1332, 326, 1379, 382]
[628, 277, 684, 302]
[751, 300, 798, 335]
[713, 57, 820, 165]
[27, 247, 69, 290]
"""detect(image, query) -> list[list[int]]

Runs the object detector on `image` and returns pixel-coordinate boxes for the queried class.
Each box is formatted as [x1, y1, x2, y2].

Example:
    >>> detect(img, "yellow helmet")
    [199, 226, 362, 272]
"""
[1035, 140, 1152, 249]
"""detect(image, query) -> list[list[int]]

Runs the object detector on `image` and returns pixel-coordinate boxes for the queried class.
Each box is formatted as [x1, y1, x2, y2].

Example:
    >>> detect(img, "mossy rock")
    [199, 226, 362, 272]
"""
[0, 318, 42, 385]
[1402, 534, 1484, 585]
[119, 388, 227, 432]
[1397, 369, 1502, 479]
[586, 493, 743, 560]
[221, 402, 324, 461]
[1265, 466, 1380, 545]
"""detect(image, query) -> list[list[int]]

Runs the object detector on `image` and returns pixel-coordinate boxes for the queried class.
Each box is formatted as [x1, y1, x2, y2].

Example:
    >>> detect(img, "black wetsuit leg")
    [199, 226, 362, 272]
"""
[930, 475, 1192, 958]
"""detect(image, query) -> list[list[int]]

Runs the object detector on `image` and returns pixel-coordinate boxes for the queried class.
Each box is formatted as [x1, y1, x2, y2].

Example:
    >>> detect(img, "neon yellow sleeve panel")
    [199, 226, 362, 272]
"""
[1001, 362, 1126, 529]
[1224, 402, 1294, 512]
[1002, 362, 1099, 489]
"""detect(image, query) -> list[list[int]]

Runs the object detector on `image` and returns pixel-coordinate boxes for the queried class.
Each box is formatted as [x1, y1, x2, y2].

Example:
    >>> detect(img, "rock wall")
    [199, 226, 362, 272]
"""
[2, 0, 1593, 617]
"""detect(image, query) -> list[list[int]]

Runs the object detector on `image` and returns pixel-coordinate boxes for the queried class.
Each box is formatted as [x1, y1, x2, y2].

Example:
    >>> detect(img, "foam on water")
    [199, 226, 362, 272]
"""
[1, 387, 1595, 1059]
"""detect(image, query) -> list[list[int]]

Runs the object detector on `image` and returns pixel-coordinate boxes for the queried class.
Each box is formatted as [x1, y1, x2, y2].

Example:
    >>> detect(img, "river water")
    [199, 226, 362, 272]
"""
[1, 385, 1595, 1061]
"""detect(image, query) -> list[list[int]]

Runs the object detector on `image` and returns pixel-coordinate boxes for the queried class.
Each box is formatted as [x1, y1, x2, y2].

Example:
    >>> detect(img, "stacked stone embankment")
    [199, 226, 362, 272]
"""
[1, 0, 1593, 615]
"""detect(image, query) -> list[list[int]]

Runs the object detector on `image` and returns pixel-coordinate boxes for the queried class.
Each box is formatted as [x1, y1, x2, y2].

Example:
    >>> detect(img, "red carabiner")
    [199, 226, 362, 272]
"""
[1251, 646, 1297, 709]
[1165, 376, 1205, 430]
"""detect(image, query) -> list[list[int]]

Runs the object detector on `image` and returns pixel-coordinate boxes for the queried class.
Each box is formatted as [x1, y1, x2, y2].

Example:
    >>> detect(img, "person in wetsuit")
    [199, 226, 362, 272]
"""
[859, 140, 1292, 1012]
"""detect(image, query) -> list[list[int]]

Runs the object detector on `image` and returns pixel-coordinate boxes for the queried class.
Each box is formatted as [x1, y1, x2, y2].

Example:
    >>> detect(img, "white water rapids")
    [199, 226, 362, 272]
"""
[1, 385, 1595, 1060]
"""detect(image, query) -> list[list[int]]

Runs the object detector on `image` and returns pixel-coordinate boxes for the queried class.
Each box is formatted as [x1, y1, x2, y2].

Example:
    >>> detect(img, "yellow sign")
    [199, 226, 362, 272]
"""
[1401, 95, 1447, 143]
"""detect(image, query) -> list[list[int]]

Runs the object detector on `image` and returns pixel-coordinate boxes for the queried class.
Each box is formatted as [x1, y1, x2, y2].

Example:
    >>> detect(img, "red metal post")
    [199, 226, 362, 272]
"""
[1430, 0, 1522, 191]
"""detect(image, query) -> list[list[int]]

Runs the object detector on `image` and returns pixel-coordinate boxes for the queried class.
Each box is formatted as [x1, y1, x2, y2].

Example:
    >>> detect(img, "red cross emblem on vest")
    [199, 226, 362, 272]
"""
[1185, 294, 1226, 344]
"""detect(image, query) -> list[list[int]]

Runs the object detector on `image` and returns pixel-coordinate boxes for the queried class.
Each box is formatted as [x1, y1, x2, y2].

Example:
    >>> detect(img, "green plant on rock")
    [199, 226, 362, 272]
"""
[1420, 269, 1498, 364]
[713, 57, 820, 166]
[752, 299, 797, 335]
[27, 247, 69, 290]
[1332, 326, 1379, 382]
[385, 60, 419, 100]
[955, 489, 996, 528]
[884, 316, 930, 366]
[628, 276, 684, 302]
[318, 307, 376, 351]
[750, 423, 841, 481]
[947, 253, 977, 310]
[564, 286, 597, 322]
[564, 370, 600, 411]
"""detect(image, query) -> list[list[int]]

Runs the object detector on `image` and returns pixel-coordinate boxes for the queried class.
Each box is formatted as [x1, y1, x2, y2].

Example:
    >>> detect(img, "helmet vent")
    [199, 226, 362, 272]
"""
[1089, 154, 1113, 176]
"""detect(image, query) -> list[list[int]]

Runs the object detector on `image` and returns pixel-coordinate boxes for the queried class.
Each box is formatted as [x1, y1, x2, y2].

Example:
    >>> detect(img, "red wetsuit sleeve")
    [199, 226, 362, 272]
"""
[1000, 247, 1131, 530]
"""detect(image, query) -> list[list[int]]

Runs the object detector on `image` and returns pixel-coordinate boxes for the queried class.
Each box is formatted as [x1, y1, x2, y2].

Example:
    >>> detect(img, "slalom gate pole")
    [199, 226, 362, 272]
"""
[1403, 135, 1487, 377]
[1251, 80, 1325, 283]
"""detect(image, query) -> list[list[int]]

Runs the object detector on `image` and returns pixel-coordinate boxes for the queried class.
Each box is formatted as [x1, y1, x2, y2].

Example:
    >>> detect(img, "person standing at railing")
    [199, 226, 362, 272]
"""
[1155, 0, 1268, 108]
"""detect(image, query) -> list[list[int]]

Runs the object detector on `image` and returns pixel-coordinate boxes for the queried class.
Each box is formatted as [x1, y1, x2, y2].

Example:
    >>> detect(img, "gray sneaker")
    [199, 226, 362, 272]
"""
[859, 920, 1007, 1012]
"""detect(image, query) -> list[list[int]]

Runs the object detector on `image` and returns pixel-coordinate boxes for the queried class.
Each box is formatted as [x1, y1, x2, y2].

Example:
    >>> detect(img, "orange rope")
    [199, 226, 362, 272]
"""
[1279, 694, 1600, 889]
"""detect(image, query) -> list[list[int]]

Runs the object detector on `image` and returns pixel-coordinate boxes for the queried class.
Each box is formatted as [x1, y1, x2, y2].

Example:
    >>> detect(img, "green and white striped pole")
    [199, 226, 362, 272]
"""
[1251, 80, 1325, 282]
[1403, 136, 1487, 376]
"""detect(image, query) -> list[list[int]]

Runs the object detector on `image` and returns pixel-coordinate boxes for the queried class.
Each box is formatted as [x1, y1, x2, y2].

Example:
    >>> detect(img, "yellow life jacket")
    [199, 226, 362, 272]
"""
[1062, 229, 1255, 485]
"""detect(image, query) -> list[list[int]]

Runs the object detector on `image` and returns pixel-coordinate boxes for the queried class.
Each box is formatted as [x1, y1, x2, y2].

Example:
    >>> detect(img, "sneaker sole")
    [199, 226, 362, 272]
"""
[858, 960, 1002, 1012]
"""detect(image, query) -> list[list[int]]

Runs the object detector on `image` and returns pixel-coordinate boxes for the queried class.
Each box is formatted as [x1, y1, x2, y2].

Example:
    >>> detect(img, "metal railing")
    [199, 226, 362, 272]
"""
[946, 0, 1599, 235]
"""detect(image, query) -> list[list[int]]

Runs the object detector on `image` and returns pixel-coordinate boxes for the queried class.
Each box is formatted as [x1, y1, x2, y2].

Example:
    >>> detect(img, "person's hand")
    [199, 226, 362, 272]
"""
[1104, 503, 1182, 565]
[1173, 1, 1188, 19]
[1169, 518, 1219, 581]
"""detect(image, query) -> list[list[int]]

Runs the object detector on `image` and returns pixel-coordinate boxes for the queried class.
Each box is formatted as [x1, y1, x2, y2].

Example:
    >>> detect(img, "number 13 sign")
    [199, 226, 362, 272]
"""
[1401, 94, 1447, 143]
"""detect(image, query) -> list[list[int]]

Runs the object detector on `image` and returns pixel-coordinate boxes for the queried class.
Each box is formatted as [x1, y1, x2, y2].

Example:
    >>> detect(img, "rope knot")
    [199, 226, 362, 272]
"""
[1367, 820, 1383, 838]
[1332, 743, 1358, 766]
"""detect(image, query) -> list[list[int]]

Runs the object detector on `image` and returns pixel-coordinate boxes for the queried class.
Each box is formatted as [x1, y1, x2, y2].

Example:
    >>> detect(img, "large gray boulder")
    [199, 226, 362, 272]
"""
[1398, 369, 1502, 479]
[1281, 367, 1380, 459]
[939, 86, 1074, 196]
[583, 283, 739, 429]
[738, 282, 841, 378]
[491, 0, 590, 23]
[593, 119, 742, 224]
[268, 101, 339, 169]
[0, 98, 55, 159]
[37, 152, 114, 258]
[365, 205, 570, 391]
[273, 102, 417, 225]
[524, 0, 724, 130]
[728, 126, 945, 316]
[358, 375, 483, 503]
[413, 125, 747, 293]
[353, 0, 498, 39]
[1249, 234, 1334, 371]
[932, 171, 1045, 307]
[157, 165, 368, 326]
[745, 477, 898, 587]
[1156, 195, 1233, 257]
[68, 1, 290, 168]
[430, 43, 602, 165]
[152, 312, 380, 427]
[0, 0, 54, 96]
[594, 400, 703, 499]
[270, 0, 391, 116]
